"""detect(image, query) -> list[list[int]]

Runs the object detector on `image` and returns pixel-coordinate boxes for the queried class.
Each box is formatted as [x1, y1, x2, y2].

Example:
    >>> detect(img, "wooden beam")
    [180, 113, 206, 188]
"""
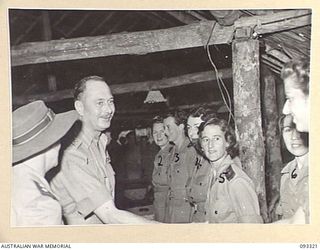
[165, 11, 198, 24]
[232, 34, 267, 222]
[235, 9, 311, 35]
[116, 101, 223, 116]
[265, 44, 291, 63]
[261, 66, 282, 222]
[11, 21, 234, 67]
[13, 68, 232, 106]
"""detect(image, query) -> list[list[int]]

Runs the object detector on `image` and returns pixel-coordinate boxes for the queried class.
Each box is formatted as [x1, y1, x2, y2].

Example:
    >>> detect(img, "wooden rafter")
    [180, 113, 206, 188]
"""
[65, 13, 91, 37]
[11, 20, 233, 66]
[165, 11, 198, 24]
[11, 10, 311, 67]
[89, 12, 115, 35]
[234, 9, 311, 35]
[115, 101, 223, 116]
[13, 16, 41, 45]
[13, 68, 232, 106]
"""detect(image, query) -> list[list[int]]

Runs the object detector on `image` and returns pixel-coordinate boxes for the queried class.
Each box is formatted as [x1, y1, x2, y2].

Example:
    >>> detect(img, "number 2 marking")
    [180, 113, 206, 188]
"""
[158, 155, 163, 166]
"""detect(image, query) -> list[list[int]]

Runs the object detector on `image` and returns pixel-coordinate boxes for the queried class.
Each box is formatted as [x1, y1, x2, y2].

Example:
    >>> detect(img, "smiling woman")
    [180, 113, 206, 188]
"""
[276, 114, 309, 222]
[198, 117, 262, 223]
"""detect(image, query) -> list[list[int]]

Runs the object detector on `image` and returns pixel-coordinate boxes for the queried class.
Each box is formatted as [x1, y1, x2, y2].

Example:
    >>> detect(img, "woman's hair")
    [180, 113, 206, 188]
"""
[281, 59, 310, 96]
[164, 109, 187, 126]
[151, 115, 164, 131]
[278, 114, 309, 147]
[198, 117, 239, 158]
[188, 106, 217, 121]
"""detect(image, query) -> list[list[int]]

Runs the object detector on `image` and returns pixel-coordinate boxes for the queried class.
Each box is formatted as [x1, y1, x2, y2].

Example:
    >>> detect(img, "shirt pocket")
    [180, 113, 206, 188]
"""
[189, 175, 209, 202]
[210, 196, 237, 223]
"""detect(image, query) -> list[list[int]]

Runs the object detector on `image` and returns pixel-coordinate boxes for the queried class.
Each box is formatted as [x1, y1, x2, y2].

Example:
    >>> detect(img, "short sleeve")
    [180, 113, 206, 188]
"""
[51, 156, 113, 218]
[229, 178, 262, 223]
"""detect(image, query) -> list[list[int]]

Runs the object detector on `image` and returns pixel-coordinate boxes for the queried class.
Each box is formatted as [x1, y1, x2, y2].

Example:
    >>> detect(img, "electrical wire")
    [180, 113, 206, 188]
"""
[205, 22, 235, 125]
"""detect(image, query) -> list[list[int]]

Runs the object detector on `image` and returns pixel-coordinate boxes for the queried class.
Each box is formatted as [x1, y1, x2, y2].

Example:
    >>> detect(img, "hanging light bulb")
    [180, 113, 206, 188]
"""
[144, 90, 167, 103]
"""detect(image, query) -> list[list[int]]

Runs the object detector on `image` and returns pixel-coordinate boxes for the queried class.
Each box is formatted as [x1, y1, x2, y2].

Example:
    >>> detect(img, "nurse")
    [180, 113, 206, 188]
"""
[282, 59, 309, 132]
[199, 117, 262, 223]
[151, 116, 172, 222]
[186, 107, 215, 222]
[276, 115, 309, 222]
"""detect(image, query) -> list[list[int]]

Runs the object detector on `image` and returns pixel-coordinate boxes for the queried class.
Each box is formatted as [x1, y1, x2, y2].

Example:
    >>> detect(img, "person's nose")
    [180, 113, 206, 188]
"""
[102, 102, 113, 113]
[291, 129, 300, 140]
[282, 100, 290, 115]
[208, 139, 214, 149]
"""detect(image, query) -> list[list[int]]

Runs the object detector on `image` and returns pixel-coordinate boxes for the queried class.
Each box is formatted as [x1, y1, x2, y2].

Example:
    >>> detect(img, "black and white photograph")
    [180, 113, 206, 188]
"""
[1, 2, 318, 243]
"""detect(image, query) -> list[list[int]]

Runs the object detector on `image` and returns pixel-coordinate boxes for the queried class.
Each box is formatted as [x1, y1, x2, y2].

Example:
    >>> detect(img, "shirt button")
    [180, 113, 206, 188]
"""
[215, 210, 218, 214]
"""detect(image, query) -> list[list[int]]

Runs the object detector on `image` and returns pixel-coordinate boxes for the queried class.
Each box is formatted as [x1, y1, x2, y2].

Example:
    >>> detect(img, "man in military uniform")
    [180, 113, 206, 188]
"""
[50, 76, 155, 224]
[12, 100, 78, 226]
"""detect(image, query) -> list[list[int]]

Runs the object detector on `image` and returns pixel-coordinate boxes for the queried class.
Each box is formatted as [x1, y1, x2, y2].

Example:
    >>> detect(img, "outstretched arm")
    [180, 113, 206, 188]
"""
[94, 200, 159, 224]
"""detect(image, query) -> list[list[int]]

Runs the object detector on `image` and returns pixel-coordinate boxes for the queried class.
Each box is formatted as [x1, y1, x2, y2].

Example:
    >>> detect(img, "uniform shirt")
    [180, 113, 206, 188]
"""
[277, 157, 309, 222]
[167, 138, 197, 223]
[205, 155, 262, 223]
[186, 154, 211, 222]
[50, 128, 115, 224]
[152, 143, 173, 222]
[12, 164, 62, 226]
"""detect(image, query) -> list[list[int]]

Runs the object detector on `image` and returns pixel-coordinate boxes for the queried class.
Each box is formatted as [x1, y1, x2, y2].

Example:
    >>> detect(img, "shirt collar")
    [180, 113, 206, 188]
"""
[74, 126, 109, 150]
[281, 156, 309, 183]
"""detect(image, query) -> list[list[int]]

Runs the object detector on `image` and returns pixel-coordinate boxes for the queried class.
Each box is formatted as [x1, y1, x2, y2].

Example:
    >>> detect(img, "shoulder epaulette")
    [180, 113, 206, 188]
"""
[225, 165, 236, 181]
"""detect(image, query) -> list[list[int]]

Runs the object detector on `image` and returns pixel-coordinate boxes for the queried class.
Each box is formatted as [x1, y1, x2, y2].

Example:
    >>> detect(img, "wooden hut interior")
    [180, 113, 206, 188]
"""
[9, 9, 311, 222]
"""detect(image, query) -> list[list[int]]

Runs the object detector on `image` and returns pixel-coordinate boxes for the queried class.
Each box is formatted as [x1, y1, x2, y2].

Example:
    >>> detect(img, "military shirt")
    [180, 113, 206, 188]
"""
[12, 164, 62, 226]
[50, 128, 115, 224]
[205, 155, 262, 223]
[166, 138, 197, 223]
[152, 143, 173, 222]
[277, 157, 309, 222]
[186, 154, 211, 222]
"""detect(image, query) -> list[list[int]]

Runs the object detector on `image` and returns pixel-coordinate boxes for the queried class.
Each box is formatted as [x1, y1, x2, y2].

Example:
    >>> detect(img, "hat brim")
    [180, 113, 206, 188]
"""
[13, 110, 79, 164]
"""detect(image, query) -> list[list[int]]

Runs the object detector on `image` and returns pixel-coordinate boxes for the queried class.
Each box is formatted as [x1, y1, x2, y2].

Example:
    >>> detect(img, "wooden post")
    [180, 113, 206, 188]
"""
[41, 10, 57, 92]
[232, 28, 268, 222]
[261, 66, 283, 222]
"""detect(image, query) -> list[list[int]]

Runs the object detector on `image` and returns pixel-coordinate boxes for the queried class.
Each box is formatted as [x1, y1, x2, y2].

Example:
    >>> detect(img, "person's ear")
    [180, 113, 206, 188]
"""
[74, 100, 84, 116]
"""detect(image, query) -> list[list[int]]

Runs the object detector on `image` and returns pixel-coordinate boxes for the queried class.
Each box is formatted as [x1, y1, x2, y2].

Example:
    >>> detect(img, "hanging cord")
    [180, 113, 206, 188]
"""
[205, 22, 235, 125]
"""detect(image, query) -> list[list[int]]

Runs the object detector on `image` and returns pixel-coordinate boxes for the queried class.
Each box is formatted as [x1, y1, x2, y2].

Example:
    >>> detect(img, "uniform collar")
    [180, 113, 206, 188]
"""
[281, 156, 309, 183]
[73, 126, 108, 150]
[214, 154, 233, 175]
[174, 137, 190, 153]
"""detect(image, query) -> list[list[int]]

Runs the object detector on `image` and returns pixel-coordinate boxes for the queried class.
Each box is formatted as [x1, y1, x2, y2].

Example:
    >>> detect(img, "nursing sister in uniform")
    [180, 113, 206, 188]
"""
[12, 100, 78, 226]
[163, 110, 197, 223]
[151, 116, 172, 222]
[199, 117, 262, 223]
[279, 59, 310, 223]
[185, 106, 216, 222]
[276, 114, 309, 223]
